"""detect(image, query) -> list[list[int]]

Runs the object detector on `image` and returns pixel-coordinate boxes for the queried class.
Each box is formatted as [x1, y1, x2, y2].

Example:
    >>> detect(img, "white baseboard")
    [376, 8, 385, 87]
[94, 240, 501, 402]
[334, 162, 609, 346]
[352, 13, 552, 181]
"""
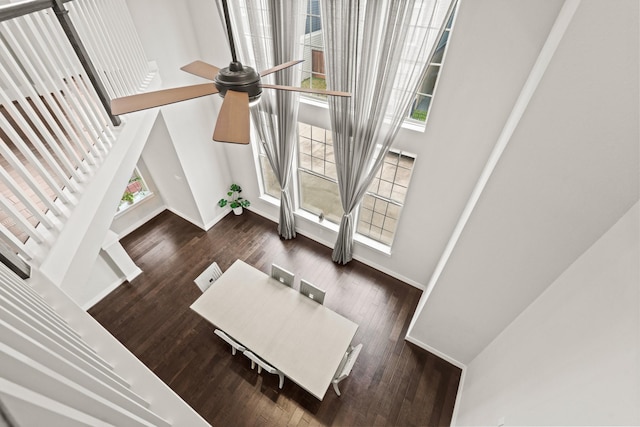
[404, 334, 467, 426]
[450, 367, 466, 426]
[350, 253, 424, 290]
[166, 207, 205, 230]
[119, 205, 227, 236]
[251, 207, 425, 290]
[82, 277, 127, 310]
[125, 267, 143, 282]
[117, 205, 166, 238]
[404, 334, 466, 370]
[203, 209, 231, 231]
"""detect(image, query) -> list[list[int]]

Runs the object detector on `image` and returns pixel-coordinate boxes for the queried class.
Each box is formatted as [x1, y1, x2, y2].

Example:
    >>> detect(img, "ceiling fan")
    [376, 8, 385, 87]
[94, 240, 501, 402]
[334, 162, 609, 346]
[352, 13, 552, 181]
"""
[110, 0, 350, 144]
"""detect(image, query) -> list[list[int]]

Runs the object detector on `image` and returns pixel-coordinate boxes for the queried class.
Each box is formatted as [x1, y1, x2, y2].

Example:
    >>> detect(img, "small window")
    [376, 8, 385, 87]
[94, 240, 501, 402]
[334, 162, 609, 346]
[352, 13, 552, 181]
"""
[117, 168, 151, 214]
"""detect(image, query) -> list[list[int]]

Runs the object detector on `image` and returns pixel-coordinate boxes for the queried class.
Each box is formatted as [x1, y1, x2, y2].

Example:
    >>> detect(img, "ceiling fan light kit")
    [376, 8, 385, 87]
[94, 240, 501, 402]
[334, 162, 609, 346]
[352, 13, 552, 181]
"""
[110, 0, 350, 144]
[215, 61, 262, 104]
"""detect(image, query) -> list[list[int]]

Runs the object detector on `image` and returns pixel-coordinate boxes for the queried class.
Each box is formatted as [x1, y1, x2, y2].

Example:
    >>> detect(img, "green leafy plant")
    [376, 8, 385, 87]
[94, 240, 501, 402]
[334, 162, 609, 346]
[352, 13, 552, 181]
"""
[218, 184, 251, 209]
[411, 109, 427, 121]
[121, 191, 135, 203]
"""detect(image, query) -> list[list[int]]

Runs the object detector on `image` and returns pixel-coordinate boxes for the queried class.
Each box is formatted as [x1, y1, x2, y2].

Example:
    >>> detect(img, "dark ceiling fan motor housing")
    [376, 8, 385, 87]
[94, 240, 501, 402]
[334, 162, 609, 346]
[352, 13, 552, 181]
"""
[214, 61, 262, 101]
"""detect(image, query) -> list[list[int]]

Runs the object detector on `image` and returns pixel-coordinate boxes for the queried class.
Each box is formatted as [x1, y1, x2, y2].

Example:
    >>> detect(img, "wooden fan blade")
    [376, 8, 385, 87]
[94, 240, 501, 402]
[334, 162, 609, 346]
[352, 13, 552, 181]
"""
[111, 83, 219, 115]
[262, 84, 351, 97]
[259, 59, 304, 77]
[213, 90, 250, 144]
[180, 60, 221, 81]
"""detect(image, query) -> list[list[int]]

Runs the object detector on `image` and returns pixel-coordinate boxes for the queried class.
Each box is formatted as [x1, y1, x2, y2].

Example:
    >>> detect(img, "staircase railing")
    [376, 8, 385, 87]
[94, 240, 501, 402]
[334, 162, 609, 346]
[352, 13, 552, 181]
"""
[0, 0, 152, 276]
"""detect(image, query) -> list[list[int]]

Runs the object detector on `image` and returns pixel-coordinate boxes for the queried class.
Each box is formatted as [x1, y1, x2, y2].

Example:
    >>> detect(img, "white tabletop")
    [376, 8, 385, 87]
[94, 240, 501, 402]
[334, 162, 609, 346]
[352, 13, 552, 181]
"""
[190, 259, 358, 400]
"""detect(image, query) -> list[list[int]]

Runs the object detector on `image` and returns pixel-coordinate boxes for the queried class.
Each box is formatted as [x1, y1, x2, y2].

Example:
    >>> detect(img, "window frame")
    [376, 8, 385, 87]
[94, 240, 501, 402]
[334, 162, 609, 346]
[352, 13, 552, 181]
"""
[295, 121, 416, 248]
[405, 1, 457, 126]
[256, 145, 281, 200]
[115, 167, 153, 216]
[298, 0, 458, 128]
[355, 151, 416, 247]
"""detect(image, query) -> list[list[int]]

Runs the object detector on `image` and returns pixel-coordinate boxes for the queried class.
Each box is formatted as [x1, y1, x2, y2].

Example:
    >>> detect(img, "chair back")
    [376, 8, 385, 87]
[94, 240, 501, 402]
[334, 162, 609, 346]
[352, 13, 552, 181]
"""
[214, 329, 246, 355]
[271, 263, 295, 287]
[210, 262, 223, 281]
[244, 351, 277, 374]
[299, 279, 326, 305]
[244, 350, 285, 388]
[195, 262, 224, 292]
[334, 343, 363, 382]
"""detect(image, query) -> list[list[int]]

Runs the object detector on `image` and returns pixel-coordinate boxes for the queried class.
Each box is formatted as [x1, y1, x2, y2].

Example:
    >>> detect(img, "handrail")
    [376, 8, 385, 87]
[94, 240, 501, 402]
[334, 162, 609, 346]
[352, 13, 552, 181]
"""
[0, 0, 71, 23]
[0, 0, 119, 126]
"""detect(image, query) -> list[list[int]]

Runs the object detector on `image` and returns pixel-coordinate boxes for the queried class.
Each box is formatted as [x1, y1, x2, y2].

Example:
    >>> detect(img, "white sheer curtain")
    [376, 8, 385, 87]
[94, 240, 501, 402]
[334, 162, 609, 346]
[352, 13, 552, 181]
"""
[227, 0, 304, 239]
[321, 0, 454, 264]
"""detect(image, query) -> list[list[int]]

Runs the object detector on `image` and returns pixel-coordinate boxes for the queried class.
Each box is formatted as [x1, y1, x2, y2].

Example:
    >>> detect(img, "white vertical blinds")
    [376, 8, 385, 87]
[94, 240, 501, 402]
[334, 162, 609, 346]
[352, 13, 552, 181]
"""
[0, 0, 152, 262]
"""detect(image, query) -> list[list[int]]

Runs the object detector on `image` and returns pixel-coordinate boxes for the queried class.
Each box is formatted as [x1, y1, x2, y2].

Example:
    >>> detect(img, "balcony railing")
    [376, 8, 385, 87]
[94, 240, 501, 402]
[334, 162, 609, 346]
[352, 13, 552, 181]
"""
[0, 0, 151, 275]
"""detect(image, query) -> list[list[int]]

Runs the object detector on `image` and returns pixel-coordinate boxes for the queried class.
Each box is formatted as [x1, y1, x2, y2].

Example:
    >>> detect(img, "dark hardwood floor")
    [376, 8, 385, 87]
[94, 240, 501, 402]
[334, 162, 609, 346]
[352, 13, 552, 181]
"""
[89, 210, 462, 426]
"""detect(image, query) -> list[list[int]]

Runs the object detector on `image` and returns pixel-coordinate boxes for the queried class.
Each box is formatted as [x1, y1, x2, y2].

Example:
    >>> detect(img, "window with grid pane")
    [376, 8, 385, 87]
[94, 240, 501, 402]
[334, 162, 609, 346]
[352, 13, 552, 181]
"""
[297, 123, 342, 223]
[357, 152, 415, 246]
[300, 0, 327, 99]
[257, 146, 280, 199]
[299, 0, 456, 124]
[297, 122, 415, 247]
[408, 3, 456, 122]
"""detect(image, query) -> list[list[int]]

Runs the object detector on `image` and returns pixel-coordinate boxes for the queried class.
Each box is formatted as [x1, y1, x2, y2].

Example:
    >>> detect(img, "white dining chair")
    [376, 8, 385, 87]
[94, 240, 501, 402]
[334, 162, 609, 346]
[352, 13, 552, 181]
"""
[299, 279, 326, 305]
[195, 262, 224, 292]
[270, 263, 295, 288]
[244, 350, 285, 389]
[214, 329, 246, 356]
[331, 343, 363, 396]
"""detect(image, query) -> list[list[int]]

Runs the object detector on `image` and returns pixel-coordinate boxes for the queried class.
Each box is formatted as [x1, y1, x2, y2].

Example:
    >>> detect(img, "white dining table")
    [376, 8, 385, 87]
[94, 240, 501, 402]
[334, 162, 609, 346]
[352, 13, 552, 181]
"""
[190, 259, 359, 400]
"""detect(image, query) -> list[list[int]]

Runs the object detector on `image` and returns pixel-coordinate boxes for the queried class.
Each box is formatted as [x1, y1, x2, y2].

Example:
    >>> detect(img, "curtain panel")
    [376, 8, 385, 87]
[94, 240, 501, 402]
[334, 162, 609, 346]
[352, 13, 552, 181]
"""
[226, 0, 304, 239]
[321, 0, 454, 264]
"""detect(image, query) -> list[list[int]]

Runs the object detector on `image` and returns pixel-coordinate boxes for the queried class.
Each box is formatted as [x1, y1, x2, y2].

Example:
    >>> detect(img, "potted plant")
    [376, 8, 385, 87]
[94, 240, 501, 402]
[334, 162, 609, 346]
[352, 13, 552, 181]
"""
[121, 191, 135, 205]
[218, 184, 250, 215]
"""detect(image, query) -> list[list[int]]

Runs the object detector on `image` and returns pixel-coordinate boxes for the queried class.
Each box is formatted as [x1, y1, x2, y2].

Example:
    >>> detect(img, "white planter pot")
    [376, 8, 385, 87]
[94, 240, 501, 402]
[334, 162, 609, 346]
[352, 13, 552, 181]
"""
[232, 206, 243, 215]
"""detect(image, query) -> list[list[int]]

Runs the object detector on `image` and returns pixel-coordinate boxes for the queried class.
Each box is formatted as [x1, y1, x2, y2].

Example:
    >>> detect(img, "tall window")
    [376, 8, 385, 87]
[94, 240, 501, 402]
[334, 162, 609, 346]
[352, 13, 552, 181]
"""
[408, 6, 457, 122]
[300, 0, 327, 98]
[297, 122, 415, 246]
[357, 152, 414, 245]
[257, 146, 280, 199]
[297, 123, 342, 223]
[255, 0, 449, 248]
[304, 0, 322, 33]
[299, 0, 457, 122]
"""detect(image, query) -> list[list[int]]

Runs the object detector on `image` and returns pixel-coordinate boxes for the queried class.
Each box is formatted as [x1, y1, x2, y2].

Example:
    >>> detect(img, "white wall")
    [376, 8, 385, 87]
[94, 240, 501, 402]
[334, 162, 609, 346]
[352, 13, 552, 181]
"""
[455, 202, 640, 426]
[407, 0, 639, 365]
[37, 103, 159, 297]
[125, 0, 232, 230]
[137, 112, 202, 225]
[64, 250, 122, 310]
